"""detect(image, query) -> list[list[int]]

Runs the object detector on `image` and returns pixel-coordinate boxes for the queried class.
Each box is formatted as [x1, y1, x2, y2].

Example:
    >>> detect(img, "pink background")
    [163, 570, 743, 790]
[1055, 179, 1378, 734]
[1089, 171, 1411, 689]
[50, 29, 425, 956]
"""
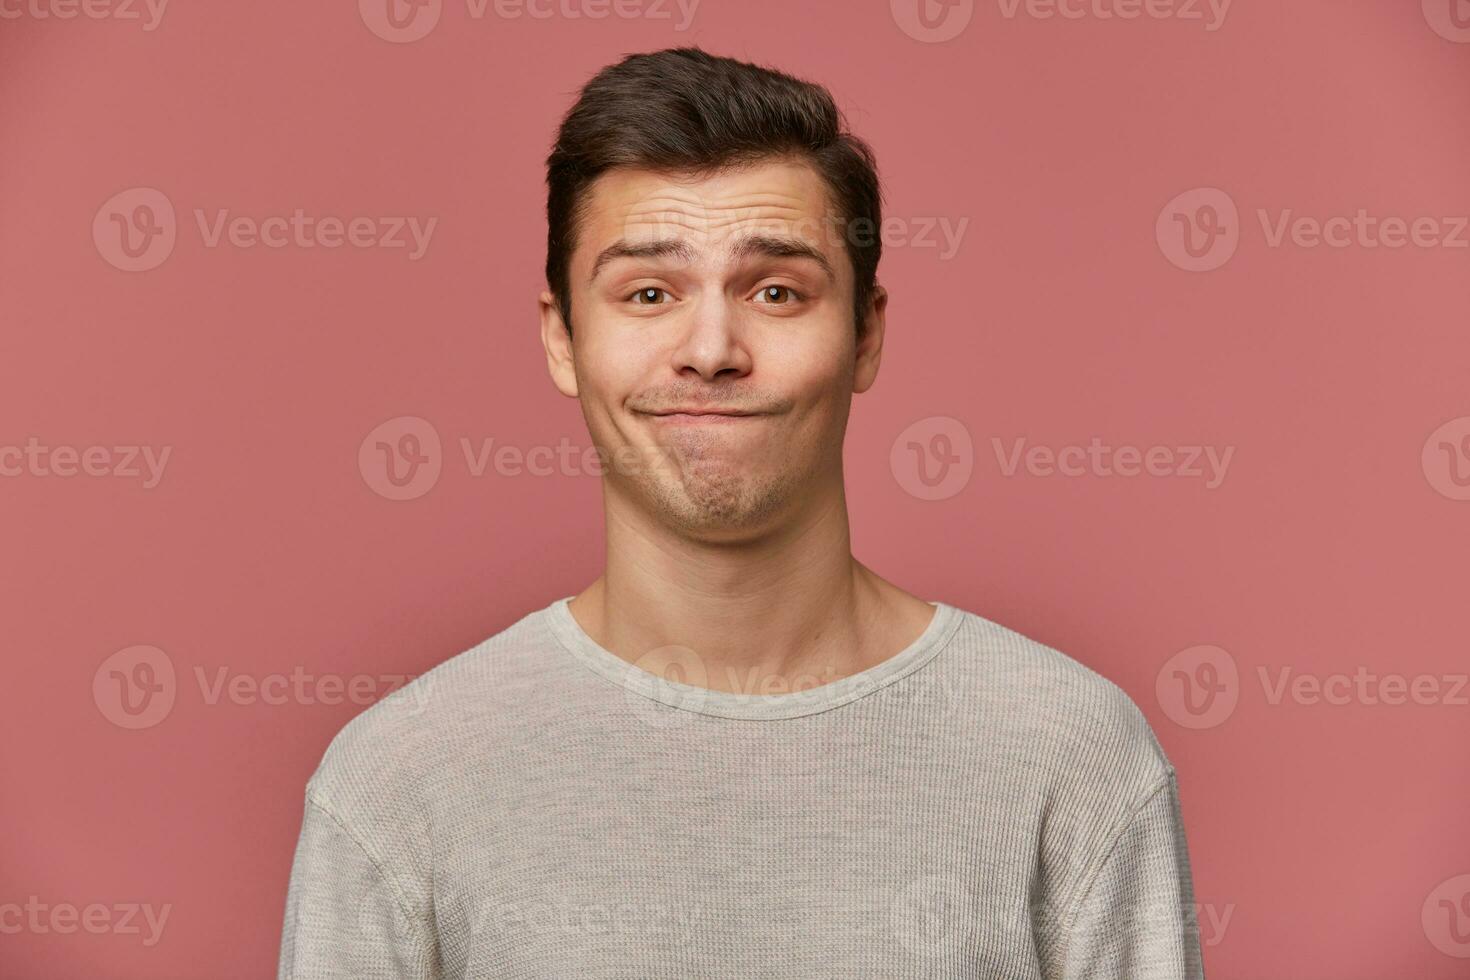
[4, 1, 1469, 976]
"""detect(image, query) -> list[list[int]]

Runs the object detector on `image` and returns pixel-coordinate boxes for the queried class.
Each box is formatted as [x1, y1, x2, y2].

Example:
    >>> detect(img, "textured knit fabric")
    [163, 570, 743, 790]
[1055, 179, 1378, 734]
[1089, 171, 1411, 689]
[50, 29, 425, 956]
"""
[278, 597, 1205, 979]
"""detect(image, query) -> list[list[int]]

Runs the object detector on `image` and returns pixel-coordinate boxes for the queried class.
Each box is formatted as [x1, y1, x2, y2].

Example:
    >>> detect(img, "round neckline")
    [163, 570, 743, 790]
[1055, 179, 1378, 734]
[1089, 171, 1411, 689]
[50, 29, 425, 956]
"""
[544, 596, 964, 721]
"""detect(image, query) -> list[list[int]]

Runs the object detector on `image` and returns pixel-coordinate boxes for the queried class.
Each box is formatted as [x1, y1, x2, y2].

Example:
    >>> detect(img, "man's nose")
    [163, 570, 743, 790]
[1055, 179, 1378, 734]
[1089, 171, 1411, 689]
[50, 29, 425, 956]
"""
[670, 291, 753, 381]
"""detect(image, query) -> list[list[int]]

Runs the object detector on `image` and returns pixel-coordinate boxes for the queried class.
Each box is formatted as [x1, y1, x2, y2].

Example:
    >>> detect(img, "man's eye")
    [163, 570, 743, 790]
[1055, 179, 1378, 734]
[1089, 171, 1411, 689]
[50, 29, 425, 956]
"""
[630, 287, 671, 305]
[754, 285, 799, 305]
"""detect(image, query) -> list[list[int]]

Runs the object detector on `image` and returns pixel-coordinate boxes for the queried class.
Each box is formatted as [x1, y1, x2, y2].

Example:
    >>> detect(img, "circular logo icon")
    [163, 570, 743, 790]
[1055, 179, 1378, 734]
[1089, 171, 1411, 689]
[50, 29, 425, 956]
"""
[1156, 187, 1239, 272]
[354, 881, 420, 970]
[93, 645, 176, 729]
[1422, 874, 1470, 958]
[1423, 0, 1470, 43]
[891, 0, 975, 43]
[359, 416, 442, 501]
[890, 416, 973, 501]
[359, 0, 442, 43]
[1155, 644, 1238, 729]
[890, 874, 975, 955]
[623, 644, 709, 729]
[93, 187, 176, 273]
[1422, 416, 1470, 501]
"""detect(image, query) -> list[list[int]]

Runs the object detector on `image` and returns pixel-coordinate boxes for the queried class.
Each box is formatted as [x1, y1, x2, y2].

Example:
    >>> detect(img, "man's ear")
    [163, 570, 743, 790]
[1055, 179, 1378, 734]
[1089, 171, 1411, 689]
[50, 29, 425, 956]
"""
[853, 283, 887, 395]
[539, 289, 578, 398]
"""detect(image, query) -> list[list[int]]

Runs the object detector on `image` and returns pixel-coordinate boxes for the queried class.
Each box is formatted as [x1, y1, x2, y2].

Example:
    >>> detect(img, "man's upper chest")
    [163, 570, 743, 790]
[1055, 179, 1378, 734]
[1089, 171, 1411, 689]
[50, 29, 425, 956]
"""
[424, 711, 1053, 978]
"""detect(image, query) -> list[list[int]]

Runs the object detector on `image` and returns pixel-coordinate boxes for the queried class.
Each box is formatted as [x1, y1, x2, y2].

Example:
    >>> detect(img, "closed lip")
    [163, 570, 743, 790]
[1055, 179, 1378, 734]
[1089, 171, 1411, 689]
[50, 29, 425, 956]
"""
[644, 408, 761, 417]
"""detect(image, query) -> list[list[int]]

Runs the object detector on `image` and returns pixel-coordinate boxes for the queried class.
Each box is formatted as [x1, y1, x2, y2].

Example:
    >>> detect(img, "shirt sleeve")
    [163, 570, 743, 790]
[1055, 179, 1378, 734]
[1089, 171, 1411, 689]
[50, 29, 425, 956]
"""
[278, 794, 440, 980]
[1055, 770, 1205, 979]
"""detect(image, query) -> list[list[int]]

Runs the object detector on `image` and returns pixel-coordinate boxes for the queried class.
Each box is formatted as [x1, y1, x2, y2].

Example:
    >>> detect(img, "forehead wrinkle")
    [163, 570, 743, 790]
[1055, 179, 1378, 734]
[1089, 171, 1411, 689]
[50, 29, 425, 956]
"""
[620, 213, 710, 236]
[583, 175, 842, 281]
[621, 193, 711, 218]
[620, 200, 820, 235]
[700, 193, 822, 226]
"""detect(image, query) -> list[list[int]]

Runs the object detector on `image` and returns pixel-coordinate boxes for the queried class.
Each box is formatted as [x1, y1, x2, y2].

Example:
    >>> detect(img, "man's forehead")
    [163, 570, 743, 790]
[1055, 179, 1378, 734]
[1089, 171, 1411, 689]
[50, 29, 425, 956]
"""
[577, 159, 839, 254]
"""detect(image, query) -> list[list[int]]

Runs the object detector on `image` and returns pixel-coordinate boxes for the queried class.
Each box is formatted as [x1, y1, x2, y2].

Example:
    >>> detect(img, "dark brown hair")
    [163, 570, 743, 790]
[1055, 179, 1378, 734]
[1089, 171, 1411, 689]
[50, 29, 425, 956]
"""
[545, 47, 883, 337]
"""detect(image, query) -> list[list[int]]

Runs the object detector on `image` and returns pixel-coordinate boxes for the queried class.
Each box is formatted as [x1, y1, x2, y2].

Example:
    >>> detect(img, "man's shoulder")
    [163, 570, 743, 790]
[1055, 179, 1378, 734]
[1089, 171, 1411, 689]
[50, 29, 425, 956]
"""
[938, 603, 1174, 782]
[302, 599, 563, 805]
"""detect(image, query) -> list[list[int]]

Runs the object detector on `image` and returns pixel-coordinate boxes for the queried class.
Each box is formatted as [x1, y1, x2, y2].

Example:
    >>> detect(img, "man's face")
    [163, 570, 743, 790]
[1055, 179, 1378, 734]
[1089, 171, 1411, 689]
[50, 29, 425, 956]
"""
[540, 157, 885, 541]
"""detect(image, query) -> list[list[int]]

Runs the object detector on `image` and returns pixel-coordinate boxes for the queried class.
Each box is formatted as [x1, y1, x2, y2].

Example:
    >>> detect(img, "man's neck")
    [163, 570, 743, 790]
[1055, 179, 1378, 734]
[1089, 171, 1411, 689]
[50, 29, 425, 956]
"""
[567, 486, 935, 696]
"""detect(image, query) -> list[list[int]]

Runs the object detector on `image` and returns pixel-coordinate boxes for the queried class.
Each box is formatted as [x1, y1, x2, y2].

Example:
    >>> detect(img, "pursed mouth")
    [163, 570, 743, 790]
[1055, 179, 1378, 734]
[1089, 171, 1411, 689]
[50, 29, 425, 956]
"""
[637, 407, 766, 417]
[636, 409, 769, 424]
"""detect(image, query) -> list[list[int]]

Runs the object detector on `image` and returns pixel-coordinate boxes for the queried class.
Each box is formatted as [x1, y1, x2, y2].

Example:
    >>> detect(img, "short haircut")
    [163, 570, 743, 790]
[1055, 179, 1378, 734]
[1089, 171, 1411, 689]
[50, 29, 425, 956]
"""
[544, 47, 884, 338]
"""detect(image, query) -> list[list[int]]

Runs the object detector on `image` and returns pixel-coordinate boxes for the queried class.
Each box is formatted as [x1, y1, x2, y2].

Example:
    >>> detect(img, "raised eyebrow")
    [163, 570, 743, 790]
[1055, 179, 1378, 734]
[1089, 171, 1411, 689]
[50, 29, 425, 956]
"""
[728, 234, 835, 283]
[589, 239, 694, 282]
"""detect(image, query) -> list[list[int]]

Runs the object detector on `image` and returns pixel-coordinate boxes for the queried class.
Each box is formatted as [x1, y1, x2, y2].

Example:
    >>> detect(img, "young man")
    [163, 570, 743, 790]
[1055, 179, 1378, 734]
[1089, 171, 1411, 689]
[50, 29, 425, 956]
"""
[278, 47, 1205, 979]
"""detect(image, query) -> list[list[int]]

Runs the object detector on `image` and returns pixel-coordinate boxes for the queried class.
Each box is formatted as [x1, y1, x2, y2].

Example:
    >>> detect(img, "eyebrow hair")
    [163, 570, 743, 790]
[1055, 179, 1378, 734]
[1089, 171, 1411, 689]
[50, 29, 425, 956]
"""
[588, 233, 835, 283]
[590, 239, 694, 282]
[729, 234, 834, 282]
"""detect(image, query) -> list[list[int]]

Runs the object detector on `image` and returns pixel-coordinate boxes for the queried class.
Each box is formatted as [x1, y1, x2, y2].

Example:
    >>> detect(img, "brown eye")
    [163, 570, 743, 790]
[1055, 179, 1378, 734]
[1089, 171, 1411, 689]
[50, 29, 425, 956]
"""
[756, 285, 795, 304]
[631, 287, 669, 305]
